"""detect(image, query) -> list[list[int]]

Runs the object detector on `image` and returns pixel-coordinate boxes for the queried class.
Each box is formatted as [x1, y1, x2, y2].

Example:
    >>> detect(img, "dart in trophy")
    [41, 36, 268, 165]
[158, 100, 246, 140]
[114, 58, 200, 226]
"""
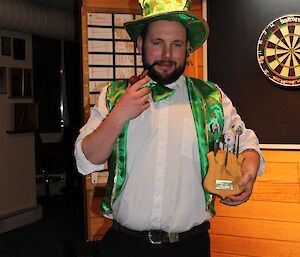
[204, 125, 245, 199]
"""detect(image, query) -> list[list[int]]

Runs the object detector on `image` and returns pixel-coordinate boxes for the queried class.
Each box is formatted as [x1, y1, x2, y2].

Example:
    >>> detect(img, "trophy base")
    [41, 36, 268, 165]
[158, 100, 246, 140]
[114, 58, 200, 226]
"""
[204, 150, 245, 199]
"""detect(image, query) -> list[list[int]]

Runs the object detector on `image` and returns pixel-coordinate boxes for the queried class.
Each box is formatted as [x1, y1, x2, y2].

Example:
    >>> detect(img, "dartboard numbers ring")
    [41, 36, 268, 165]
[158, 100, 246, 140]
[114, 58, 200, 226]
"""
[257, 15, 300, 88]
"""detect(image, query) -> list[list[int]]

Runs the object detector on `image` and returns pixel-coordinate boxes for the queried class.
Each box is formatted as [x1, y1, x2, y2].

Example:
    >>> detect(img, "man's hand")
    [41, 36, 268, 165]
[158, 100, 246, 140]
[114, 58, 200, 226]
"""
[112, 77, 151, 123]
[82, 77, 151, 165]
[221, 150, 260, 206]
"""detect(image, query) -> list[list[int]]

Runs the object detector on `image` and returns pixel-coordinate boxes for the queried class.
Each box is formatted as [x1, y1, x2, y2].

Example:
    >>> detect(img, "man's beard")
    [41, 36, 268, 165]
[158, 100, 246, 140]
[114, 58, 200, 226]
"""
[142, 49, 187, 85]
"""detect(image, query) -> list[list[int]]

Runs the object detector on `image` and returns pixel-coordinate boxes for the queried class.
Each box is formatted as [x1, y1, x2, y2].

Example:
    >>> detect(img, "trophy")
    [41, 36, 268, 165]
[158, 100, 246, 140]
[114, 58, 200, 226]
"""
[204, 125, 245, 199]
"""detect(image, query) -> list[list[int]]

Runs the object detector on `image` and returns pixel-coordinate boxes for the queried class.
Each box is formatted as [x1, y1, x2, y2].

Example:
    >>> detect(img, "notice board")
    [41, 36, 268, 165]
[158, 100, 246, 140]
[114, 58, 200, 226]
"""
[207, 0, 300, 146]
[87, 12, 143, 108]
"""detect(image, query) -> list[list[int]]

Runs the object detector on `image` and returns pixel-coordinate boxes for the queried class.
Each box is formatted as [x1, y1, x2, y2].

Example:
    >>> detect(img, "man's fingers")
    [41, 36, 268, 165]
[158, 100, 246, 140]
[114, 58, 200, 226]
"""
[142, 101, 150, 111]
[129, 77, 150, 89]
[140, 94, 150, 104]
[221, 183, 252, 206]
[136, 86, 151, 97]
[239, 172, 255, 187]
[128, 70, 149, 85]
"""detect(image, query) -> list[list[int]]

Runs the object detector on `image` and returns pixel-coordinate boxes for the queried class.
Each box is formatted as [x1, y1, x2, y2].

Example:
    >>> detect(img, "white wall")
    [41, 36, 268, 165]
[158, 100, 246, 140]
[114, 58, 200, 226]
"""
[0, 29, 39, 228]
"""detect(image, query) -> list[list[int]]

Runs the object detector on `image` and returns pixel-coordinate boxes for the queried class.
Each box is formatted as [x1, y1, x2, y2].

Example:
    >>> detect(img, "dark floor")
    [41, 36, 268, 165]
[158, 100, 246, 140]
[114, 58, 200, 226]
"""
[0, 193, 100, 257]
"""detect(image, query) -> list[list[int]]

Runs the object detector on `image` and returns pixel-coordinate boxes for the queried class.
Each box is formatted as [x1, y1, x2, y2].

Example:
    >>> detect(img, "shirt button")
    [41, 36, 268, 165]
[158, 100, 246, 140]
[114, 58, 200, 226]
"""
[153, 217, 160, 222]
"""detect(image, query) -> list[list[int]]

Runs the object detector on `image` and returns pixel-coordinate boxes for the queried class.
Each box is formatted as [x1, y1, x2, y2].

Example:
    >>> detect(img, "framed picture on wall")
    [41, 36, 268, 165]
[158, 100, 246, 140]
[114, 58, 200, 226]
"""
[11, 103, 38, 132]
[8, 68, 33, 98]
[1, 36, 11, 56]
[0, 67, 7, 94]
[24, 69, 33, 96]
[13, 38, 25, 60]
[9, 68, 23, 97]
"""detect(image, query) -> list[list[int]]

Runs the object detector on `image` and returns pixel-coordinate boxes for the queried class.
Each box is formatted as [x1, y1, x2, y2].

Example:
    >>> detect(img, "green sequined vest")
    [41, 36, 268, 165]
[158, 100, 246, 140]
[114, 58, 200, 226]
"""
[101, 76, 224, 216]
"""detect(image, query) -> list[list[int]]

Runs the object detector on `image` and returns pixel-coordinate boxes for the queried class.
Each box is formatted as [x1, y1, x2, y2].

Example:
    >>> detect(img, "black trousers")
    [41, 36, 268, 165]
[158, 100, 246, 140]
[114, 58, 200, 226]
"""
[98, 226, 211, 257]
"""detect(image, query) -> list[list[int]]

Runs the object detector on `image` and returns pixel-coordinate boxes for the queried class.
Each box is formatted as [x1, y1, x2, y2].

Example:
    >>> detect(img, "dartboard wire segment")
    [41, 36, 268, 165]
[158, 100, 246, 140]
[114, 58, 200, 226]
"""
[257, 15, 300, 88]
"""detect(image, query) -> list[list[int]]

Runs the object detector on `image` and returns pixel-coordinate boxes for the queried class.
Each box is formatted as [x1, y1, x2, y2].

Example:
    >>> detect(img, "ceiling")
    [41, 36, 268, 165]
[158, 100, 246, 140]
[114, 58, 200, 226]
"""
[27, 0, 76, 13]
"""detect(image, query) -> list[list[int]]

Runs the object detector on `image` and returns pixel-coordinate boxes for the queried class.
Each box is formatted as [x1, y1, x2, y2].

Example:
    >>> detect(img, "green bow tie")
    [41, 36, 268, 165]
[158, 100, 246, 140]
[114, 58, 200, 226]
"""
[147, 82, 175, 102]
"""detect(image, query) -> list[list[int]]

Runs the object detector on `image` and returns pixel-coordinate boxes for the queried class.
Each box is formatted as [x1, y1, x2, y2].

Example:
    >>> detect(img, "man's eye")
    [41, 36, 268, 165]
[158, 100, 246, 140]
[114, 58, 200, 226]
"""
[173, 42, 183, 47]
[152, 41, 162, 46]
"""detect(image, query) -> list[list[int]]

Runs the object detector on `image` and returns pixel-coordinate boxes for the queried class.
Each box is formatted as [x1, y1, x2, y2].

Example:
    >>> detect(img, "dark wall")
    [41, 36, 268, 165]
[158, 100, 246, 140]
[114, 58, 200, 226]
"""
[207, 0, 300, 144]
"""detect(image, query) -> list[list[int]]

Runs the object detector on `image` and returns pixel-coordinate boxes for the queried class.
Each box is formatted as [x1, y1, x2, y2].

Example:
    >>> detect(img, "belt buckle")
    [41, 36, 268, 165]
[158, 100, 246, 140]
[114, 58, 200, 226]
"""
[168, 232, 179, 243]
[148, 231, 161, 245]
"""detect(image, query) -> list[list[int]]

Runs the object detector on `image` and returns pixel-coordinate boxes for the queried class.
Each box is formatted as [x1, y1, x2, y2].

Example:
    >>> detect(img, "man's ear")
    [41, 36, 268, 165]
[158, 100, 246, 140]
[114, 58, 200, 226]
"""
[186, 40, 190, 54]
[137, 36, 143, 54]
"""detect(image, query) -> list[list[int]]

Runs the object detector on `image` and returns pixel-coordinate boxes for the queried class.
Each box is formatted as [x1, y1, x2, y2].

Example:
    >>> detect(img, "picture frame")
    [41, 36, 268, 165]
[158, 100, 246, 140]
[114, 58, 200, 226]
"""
[0, 67, 7, 94]
[24, 68, 33, 96]
[9, 67, 23, 97]
[13, 38, 25, 60]
[1, 36, 11, 56]
[11, 103, 38, 132]
[8, 68, 33, 98]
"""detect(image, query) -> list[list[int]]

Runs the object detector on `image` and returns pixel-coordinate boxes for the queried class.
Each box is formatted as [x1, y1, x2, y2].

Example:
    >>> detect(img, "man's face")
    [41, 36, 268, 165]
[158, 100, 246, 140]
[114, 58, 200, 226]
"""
[137, 20, 189, 85]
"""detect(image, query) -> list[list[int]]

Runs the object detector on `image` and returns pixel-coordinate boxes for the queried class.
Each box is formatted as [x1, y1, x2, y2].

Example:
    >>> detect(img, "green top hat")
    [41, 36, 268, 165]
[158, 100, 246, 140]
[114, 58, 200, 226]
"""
[125, 0, 209, 53]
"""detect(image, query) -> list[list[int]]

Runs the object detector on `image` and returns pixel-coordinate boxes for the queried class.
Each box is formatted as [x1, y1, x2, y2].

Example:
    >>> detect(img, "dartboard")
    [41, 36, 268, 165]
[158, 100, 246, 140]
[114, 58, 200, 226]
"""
[257, 15, 300, 88]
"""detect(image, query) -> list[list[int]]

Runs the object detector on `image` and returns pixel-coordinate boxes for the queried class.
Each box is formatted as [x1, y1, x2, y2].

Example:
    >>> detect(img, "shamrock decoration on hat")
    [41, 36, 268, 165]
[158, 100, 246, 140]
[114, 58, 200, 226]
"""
[125, 0, 209, 53]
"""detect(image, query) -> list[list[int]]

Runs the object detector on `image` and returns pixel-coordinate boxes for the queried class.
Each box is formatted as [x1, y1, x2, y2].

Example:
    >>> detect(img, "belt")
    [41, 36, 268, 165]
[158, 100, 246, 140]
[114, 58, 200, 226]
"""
[112, 220, 210, 244]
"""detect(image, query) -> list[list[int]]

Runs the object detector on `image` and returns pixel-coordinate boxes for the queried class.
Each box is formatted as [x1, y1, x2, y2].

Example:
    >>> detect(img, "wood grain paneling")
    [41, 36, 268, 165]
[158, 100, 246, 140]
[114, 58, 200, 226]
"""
[86, 187, 113, 240]
[214, 200, 300, 223]
[211, 216, 300, 242]
[184, 45, 204, 79]
[250, 182, 300, 203]
[261, 150, 300, 162]
[210, 149, 300, 257]
[211, 254, 249, 257]
[81, 6, 91, 124]
[86, 0, 140, 13]
[211, 234, 300, 257]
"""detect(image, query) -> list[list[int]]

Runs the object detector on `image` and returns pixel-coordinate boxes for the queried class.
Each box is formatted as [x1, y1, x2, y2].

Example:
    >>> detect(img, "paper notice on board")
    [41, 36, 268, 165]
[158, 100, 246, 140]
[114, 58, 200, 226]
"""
[88, 13, 112, 26]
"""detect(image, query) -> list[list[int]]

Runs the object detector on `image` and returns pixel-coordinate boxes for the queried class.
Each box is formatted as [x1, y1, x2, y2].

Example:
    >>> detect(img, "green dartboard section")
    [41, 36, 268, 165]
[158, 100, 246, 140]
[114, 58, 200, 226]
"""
[257, 15, 300, 88]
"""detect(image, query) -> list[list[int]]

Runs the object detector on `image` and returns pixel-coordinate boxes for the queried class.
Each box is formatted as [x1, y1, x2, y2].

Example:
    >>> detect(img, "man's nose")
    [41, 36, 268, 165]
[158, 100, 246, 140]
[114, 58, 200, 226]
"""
[162, 45, 172, 58]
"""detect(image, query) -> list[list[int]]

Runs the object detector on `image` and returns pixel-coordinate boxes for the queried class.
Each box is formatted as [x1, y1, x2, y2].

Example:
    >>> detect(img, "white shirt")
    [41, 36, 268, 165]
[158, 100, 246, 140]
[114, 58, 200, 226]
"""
[75, 75, 265, 233]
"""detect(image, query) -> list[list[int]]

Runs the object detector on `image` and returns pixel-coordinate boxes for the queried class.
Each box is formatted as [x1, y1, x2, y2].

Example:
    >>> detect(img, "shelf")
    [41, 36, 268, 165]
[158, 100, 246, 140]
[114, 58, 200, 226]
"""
[6, 130, 37, 134]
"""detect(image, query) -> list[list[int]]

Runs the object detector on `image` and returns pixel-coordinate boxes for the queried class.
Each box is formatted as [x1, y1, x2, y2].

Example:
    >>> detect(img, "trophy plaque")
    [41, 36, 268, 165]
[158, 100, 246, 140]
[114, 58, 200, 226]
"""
[204, 150, 244, 199]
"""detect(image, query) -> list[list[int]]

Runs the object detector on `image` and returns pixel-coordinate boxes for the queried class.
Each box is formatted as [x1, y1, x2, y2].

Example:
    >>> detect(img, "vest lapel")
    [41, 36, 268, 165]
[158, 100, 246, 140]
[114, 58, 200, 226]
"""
[186, 76, 223, 216]
[102, 80, 129, 213]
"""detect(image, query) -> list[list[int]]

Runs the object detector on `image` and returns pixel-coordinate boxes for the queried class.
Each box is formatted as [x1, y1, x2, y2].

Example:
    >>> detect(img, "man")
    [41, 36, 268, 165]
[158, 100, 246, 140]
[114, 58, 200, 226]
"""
[75, 0, 265, 256]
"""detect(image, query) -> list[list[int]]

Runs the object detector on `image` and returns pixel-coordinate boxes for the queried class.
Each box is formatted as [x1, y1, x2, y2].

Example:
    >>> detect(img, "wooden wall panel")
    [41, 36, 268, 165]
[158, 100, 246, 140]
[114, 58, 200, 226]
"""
[214, 200, 300, 223]
[250, 182, 300, 203]
[212, 254, 246, 257]
[211, 234, 300, 257]
[259, 150, 300, 162]
[85, 0, 140, 13]
[81, 6, 90, 124]
[184, 0, 204, 79]
[211, 217, 300, 242]
[85, 182, 113, 240]
[210, 149, 300, 257]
